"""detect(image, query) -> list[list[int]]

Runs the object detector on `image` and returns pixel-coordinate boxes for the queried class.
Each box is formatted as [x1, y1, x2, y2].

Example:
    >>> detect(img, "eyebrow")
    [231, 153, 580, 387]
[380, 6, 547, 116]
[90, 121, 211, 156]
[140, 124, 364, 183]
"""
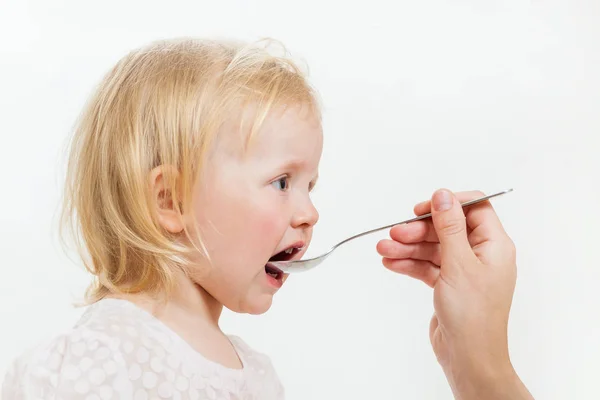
[279, 159, 308, 170]
[279, 160, 319, 185]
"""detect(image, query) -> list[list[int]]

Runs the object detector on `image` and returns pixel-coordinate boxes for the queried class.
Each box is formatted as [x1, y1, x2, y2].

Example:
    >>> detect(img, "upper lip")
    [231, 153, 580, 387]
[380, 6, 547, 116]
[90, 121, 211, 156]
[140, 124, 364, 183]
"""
[269, 241, 306, 262]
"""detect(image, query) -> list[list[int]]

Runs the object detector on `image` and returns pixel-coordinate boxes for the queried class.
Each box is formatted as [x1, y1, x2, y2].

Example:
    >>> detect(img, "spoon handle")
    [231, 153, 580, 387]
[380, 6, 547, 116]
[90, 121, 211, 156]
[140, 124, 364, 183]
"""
[335, 189, 513, 248]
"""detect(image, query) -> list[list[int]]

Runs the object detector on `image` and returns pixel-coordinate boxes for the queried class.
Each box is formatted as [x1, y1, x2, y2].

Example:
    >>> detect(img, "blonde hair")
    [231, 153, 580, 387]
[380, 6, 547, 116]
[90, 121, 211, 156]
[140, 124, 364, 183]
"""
[61, 38, 321, 304]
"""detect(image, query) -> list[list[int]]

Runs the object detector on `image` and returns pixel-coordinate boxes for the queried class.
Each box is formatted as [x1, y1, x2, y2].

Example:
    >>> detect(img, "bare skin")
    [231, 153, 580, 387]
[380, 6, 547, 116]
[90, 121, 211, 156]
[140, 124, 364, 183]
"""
[377, 189, 534, 400]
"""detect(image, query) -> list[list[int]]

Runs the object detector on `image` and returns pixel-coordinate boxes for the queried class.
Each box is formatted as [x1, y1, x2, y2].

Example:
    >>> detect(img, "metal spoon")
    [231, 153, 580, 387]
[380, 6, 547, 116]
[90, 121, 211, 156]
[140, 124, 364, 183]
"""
[270, 189, 513, 273]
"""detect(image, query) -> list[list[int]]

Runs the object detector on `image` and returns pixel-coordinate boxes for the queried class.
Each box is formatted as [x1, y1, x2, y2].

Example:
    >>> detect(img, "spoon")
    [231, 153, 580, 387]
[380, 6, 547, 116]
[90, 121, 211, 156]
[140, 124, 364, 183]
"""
[270, 189, 513, 273]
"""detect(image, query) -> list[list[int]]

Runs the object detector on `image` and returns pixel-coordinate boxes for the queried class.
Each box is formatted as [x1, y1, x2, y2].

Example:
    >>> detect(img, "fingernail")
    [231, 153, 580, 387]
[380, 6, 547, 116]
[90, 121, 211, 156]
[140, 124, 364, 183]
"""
[433, 190, 453, 211]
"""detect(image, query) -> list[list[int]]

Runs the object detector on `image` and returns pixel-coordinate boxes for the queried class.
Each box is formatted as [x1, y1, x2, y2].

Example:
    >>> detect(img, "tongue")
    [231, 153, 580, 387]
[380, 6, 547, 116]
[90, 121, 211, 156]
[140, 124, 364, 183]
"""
[265, 265, 279, 275]
[265, 265, 283, 279]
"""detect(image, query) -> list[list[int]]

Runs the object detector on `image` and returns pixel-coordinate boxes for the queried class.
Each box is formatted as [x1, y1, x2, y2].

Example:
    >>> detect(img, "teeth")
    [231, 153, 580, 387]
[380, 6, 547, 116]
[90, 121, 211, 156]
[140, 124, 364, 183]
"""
[285, 248, 294, 254]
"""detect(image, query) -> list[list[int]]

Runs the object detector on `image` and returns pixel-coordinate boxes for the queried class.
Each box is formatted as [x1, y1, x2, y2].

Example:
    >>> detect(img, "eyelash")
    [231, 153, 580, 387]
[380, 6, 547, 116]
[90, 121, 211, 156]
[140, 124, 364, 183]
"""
[272, 176, 290, 192]
[271, 175, 317, 192]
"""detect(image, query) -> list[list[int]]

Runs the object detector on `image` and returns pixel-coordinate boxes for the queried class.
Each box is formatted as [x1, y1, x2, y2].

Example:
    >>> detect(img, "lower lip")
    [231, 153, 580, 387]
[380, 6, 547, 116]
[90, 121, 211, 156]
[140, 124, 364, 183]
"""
[265, 267, 284, 289]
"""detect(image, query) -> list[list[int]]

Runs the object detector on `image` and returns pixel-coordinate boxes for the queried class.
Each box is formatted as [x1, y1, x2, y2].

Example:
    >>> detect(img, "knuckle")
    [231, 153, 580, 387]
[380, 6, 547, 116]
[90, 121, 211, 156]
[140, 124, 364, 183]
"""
[505, 237, 517, 259]
[438, 217, 466, 236]
[378, 242, 396, 258]
[410, 244, 421, 259]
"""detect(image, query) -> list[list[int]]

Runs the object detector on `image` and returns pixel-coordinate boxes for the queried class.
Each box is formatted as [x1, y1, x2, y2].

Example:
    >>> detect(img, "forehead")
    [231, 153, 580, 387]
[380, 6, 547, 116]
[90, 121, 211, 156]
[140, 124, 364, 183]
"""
[251, 106, 321, 154]
[216, 104, 323, 163]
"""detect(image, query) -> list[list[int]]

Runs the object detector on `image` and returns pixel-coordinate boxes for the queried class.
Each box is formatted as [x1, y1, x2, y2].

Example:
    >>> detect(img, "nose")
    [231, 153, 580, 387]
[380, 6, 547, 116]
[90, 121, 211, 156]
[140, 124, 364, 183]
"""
[291, 195, 319, 229]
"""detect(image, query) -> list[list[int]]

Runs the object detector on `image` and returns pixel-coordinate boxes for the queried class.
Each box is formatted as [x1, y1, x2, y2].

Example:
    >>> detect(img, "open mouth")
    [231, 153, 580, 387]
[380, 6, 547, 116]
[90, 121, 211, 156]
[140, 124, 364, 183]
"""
[265, 245, 303, 280]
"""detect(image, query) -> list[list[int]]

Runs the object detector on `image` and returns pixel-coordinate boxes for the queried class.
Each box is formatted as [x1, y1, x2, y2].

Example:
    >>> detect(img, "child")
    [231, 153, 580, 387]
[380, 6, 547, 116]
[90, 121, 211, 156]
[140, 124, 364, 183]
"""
[2, 38, 322, 399]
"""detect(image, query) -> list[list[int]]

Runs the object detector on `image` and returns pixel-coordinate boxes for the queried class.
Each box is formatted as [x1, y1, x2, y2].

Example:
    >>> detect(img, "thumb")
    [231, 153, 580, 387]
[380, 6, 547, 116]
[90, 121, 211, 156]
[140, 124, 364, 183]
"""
[431, 189, 474, 267]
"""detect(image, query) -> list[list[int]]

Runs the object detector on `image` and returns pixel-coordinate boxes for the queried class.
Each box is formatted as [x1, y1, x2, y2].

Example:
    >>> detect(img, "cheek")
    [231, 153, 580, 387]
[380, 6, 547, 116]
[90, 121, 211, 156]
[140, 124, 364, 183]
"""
[252, 208, 282, 237]
[243, 203, 286, 260]
[196, 190, 285, 260]
[229, 191, 281, 235]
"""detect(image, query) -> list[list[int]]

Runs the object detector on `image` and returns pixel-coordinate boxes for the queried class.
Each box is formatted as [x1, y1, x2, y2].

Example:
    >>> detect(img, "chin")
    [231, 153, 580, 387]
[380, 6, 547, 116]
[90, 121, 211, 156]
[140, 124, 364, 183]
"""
[230, 295, 274, 315]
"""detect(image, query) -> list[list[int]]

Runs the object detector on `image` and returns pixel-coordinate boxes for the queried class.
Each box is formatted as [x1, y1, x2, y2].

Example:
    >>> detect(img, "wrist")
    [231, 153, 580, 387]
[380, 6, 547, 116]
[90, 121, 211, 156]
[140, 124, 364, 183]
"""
[449, 359, 533, 400]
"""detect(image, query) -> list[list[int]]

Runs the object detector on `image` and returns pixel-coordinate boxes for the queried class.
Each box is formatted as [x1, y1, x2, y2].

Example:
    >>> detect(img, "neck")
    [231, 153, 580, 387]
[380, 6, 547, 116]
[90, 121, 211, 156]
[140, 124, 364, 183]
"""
[110, 268, 223, 329]
[167, 268, 224, 326]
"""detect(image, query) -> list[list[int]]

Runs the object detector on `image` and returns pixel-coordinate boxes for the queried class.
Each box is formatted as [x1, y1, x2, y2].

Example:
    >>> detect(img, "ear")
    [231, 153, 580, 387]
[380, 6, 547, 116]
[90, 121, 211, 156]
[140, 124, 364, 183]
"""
[149, 165, 184, 234]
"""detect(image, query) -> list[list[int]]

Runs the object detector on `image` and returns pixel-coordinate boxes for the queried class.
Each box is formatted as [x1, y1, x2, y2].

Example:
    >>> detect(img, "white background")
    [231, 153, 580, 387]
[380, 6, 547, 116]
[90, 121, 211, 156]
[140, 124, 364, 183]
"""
[1, 1, 599, 399]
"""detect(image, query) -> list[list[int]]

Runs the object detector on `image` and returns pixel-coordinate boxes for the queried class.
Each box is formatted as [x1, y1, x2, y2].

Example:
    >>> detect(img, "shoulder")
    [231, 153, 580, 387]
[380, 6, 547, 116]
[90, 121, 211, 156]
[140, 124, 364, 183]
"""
[1, 299, 157, 398]
[228, 335, 279, 374]
[227, 334, 267, 360]
[227, 335, 285, 398]
[2, 326, 129, 398]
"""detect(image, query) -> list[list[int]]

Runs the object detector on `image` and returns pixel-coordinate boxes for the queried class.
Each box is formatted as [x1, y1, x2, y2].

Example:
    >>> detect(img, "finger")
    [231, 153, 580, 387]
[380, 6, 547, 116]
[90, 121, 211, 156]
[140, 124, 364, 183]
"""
[382, 258, 440, 288]
[413, 190, 486, 216]
[389, 220, 439, 243]
[390, 219, 475, 245]
[429, 314, 439, 347]
[462, 198, 509, 243]
[430, 189, 476, 268]
[376, 239, 441, 266]
[415, 190, 508, 242]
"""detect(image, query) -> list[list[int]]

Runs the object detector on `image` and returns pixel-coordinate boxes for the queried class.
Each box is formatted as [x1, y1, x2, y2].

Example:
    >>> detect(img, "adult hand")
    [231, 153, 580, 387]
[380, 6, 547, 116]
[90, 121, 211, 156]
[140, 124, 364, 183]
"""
[377, 189, 533, 400]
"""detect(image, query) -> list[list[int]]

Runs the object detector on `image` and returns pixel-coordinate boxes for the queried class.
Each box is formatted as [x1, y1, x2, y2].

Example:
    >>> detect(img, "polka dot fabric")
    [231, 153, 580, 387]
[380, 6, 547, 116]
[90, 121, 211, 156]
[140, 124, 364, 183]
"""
[2, 299, 284, 399]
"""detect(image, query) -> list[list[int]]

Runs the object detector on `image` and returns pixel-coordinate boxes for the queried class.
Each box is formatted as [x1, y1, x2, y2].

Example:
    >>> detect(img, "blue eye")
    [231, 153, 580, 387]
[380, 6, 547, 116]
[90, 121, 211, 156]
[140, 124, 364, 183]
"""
[272, 176, 290, 191]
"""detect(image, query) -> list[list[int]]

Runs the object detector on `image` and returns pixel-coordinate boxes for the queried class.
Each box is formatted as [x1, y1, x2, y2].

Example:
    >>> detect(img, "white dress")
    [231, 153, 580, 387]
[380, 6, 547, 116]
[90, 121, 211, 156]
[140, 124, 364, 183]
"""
[1, 299, 284, 400]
